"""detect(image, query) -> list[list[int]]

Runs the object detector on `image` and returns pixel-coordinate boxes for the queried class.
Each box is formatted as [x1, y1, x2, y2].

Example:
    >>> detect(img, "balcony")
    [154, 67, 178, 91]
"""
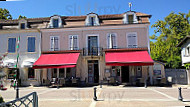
[83, 47, 103, 56]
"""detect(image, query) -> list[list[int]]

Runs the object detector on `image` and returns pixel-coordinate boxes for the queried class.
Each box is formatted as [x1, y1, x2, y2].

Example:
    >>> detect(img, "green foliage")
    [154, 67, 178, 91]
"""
[150, 11, 190, 68]
[184, 63, 190, 69]
[0, 8, 12, 19]
[18, 15, 27, 19]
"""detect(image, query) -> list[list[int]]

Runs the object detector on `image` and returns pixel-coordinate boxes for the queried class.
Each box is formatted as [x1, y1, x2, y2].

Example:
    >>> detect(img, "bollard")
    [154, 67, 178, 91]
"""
[144, 79, 147, 88]
[178, 87, 183, 101]
[100, 80, 102, 88]
[93, 87, 97, 101]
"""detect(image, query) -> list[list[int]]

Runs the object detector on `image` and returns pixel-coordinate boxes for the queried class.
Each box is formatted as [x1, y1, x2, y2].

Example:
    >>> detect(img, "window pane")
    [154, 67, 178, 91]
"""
[21, 23, 25, 29]
[28, 68, 35, 78]
[128, 15, 134, 24]
[53, 19, 59, 28]
[8, 38, 16, 53]
[28, 37, 35, 52]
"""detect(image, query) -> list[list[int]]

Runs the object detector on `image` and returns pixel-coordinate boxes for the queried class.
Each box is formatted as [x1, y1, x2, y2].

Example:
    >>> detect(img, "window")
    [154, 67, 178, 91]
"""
[85, 13, 100, 26]
[8, 69, 16, 79]
[128, 15, 134, 24]
[186, 47, 190, 56]
[123, 12, 138, 24]
[127, 33, 137, 48]
[59, 68, 65, 78]
[50, 36, 59, 51]
[107, 33, 117, 49]
[28, 68, 35, 79]
[8, 38, 16, 53]
[53, 19, 59, 28]
[27, 37, 35, 52]
[20, 23, 25, 29]
[49, 15, 62, 28]
[52, 68, 57, 78]
[90, 17, 95, 26]
[69, 35, 78, 50]
[88, 36, 98, 55]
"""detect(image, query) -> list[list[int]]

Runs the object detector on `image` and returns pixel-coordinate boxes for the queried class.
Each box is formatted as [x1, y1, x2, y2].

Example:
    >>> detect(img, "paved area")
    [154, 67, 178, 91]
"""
[1, 86, 190, 107]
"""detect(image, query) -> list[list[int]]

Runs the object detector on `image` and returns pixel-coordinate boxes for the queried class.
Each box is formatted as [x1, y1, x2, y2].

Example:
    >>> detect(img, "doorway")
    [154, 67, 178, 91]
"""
[121, 66, 129, 83]
[88, 60, 99, 83]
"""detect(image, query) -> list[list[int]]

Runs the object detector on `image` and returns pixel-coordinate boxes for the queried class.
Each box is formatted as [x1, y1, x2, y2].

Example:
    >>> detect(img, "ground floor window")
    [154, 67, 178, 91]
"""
[59, 68, 65, 78]
[8, 69, 16, 79]
[52, 68, 57, 78]
[28, 68, 35, 79]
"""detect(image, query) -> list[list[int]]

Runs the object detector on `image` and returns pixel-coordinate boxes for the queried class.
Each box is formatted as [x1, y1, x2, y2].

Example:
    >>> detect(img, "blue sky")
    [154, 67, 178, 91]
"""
[0, 0, 189, 36]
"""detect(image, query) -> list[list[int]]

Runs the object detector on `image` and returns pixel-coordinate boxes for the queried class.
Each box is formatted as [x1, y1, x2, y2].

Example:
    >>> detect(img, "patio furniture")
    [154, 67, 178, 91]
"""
[50, 78, 58, 87]
[72, 78, 77, 86]
[110, 77, 116, 85]
[59, 78, 65, 86]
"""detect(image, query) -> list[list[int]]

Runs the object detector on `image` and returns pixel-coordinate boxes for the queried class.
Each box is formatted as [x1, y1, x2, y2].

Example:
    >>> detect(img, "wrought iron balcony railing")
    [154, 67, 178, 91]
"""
[83, 47, 103, 56]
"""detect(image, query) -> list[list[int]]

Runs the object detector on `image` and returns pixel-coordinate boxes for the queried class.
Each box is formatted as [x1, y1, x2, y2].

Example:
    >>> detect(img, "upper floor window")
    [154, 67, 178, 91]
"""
[85, 13, 100, 26]
[123, 11, 138, 24]
[69, 35, 78, 50]
[127, 33, 137, 48]
[186, 46, 190, 56]
[49, 15, 62, 28]
[20, 23, 25, 29]
[8, 38, 16, 53]
[27, 37, 36, 52]
[53, 19, 59, 28]
[19, 19, 27, 29]
[107, 33, 117, 49]
[50, 36, 59, 51]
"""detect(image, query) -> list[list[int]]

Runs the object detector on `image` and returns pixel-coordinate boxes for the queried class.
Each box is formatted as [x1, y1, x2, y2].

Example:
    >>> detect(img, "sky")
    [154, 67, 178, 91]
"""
[0, 0, 189, 36]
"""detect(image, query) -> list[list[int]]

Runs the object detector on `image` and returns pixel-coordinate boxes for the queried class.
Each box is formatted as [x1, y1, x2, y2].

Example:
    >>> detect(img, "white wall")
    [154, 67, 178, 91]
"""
[181, 39, 190, 65]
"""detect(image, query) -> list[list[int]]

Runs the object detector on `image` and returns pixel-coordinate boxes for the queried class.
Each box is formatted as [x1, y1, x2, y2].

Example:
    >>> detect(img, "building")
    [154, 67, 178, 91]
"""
[0, 10, 156, 86]
[177, 36, 190, 85]
[0, 19, 41, 86]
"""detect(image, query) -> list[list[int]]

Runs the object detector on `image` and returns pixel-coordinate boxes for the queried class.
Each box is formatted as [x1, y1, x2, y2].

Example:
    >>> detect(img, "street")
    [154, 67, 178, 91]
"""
[1, 86, 190, 107]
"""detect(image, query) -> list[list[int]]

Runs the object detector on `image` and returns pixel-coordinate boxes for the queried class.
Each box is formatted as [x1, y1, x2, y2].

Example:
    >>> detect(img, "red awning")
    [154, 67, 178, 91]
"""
[33, 53, 80, 69]
[105, 51, 154, 66]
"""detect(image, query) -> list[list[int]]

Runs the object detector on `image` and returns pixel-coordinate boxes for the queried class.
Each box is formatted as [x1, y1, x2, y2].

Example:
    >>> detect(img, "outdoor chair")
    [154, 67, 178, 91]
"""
[72, 78, 77, 86]
[59, 78, 65, 86]
[110, 77, 116, 85]
[160, 78, 166, 86]
[50, 78, 58, 87]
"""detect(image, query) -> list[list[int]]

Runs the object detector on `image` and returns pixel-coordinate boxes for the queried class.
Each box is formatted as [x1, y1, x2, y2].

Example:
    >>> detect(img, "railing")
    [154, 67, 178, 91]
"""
[0, 92, 38, 107]
[83, 47, 103, 56]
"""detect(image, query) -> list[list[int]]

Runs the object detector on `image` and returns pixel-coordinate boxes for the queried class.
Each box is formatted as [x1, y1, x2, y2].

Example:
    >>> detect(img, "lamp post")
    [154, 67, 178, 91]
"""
[15, 36, 20, 99]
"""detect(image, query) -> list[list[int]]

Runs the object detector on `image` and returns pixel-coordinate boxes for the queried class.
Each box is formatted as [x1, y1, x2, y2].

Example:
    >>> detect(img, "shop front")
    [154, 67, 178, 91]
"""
[105, 51, 154, 85]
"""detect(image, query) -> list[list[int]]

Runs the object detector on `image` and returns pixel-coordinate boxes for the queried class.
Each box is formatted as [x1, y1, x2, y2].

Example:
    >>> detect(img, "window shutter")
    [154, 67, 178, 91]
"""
[69, 36, 73, 50]
[107, 34, 110, 48]
[54, 37, 59, 51]
[8, 38, 16, 53]
[128, 33, 137, 48]
[73, 36, 78, 50]
[112, 34, 117, 48]
[50, 37, 54, 51]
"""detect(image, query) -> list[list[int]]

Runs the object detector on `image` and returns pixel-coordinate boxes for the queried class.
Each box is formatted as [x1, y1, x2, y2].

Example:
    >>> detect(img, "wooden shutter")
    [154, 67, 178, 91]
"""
[128, 33, 137, 48]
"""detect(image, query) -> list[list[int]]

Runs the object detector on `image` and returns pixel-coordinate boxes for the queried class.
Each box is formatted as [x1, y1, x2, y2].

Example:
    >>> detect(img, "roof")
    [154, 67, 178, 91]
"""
[177, 36, 190, 47]
[0, 12, 151, 25]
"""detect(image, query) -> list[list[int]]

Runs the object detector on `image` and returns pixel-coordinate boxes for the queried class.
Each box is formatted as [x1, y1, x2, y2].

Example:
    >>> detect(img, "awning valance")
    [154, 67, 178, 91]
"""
[105, 51, 154, 66]
[33, 53, 80, 69]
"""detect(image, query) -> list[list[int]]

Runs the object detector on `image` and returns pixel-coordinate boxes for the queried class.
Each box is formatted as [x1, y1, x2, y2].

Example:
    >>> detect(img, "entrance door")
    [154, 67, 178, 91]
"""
[121, 66, 129, 83]
[88, 60, 99, 83]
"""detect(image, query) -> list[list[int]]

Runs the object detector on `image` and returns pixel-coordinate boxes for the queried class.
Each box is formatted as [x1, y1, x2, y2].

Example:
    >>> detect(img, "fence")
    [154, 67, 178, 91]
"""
[0, 92, 38, 107]
[165, 69, 187, 85]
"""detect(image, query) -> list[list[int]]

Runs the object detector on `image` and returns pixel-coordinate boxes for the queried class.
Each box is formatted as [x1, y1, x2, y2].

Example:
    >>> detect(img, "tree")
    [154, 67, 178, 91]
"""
[18, 15, 27, 19]
[0, 8, 12, 19]
[150, 11, 190, 68]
